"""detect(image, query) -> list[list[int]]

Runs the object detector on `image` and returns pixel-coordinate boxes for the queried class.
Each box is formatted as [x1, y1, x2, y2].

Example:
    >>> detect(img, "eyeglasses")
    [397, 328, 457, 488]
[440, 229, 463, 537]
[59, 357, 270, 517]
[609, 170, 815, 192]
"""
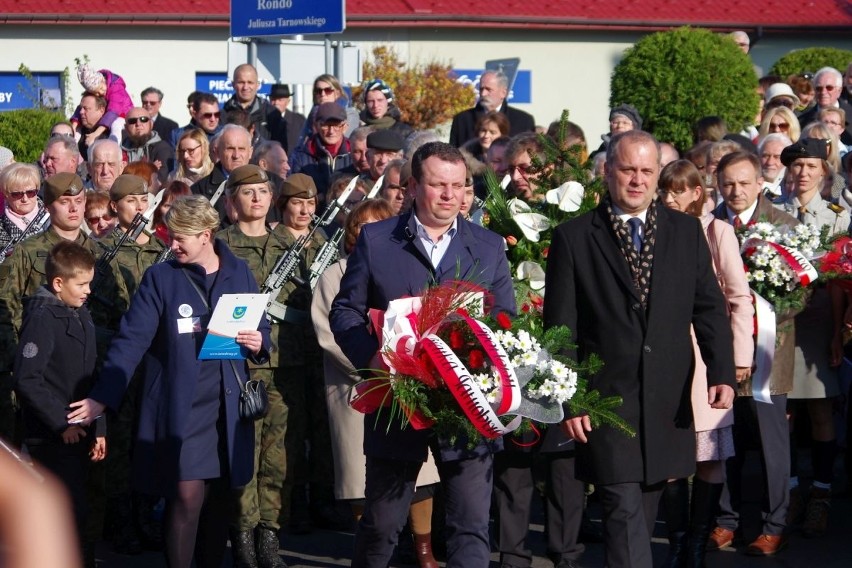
[200, 112, 221, 120]
[508, 164, 533, 176]
[822, 118, 843, 127]
[657, 188, 689, 197]
[9, 189, 38, 200]
[50, 131, 73, 138]
[179, 144, 202, 155]
[769, 121, 790, 132]
[87, 214, 112, 224]
[141, 99, 159, 107]
[126, 116, 151, 125]
[800, 73, 814, 80]
[314, 87, 336, 96]
[815, 85, 837, 92]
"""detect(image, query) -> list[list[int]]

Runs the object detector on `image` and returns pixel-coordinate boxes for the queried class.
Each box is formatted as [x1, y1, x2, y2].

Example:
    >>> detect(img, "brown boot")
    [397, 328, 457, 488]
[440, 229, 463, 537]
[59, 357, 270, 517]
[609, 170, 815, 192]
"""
[413, 533, 439, 568]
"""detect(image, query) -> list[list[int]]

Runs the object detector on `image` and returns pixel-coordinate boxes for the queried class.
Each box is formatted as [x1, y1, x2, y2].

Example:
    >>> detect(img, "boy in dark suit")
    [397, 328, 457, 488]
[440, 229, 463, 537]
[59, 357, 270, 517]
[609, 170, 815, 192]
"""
[13, 240, 105, 558]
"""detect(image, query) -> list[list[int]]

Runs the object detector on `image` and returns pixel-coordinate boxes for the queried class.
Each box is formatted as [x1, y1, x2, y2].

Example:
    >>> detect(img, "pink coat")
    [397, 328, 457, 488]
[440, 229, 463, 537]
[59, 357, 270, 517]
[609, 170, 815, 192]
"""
[71, 69, 133, 129]
[691, 214, 754, 432]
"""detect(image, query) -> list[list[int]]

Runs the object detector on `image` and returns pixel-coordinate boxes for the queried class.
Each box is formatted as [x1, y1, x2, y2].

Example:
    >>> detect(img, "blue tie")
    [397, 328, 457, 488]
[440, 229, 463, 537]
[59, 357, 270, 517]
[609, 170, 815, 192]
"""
[627, 217, 643, 253]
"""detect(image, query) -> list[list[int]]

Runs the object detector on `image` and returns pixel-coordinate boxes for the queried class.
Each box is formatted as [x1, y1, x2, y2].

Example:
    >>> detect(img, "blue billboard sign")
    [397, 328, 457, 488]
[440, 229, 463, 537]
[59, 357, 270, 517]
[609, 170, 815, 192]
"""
[231, 0, 345, 38]
[196, 73, 273, 104]
[453, 69, 532, 104]
[0, 72, 62, 111]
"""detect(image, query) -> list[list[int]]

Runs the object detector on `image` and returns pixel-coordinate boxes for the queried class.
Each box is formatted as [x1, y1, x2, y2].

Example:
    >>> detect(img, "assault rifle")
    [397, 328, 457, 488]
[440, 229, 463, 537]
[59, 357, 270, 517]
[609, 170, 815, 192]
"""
[87, 212, 147, 308]
[0, 209, 50, 265]
[261, 176, 361, 322]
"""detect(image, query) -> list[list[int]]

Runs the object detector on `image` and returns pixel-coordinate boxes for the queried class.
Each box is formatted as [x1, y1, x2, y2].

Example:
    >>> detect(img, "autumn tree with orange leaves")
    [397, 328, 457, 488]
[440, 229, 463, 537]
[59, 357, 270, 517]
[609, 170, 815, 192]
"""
[352, 46, 475, 130]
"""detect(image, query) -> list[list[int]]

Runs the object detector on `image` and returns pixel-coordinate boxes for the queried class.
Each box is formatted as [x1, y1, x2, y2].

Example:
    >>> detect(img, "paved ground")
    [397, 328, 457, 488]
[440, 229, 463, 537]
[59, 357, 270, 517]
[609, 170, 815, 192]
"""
[95, 449, 852, 567]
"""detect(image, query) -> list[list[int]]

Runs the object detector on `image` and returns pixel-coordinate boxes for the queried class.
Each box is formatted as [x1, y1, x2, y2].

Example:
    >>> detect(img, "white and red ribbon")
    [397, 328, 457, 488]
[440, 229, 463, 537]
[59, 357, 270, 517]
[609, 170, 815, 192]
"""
[751, 291, 775, 405]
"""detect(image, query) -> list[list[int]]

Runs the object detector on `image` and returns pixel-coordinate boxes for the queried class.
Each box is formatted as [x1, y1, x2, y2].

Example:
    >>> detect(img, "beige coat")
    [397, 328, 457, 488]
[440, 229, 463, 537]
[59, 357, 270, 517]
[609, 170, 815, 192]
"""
[311, 259, 440, 500]
[691, 215, 754, 431]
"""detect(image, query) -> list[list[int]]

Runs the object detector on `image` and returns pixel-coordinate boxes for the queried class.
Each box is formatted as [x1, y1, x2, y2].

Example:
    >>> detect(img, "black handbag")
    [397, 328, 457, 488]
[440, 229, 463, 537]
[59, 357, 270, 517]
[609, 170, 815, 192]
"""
[181, 268, 269, 420]
[230, 361, 269, 420]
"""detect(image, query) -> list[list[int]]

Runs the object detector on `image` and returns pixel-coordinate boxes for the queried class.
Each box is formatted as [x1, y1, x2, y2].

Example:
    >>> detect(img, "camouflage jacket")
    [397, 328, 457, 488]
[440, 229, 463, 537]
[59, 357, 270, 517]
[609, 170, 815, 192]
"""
[101, 227, 168, 299]
[217, 223, 326, 367]
[0, 228, 129, 370]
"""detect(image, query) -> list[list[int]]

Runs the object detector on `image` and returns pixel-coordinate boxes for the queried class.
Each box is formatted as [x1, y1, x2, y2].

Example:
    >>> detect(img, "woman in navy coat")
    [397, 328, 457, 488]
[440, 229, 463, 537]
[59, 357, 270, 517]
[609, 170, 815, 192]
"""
[69, 195, 271, 568]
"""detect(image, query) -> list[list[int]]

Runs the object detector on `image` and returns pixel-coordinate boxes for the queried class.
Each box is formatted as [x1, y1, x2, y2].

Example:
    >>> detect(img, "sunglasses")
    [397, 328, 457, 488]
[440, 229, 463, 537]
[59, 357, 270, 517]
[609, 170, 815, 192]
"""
[769, 121, 790, 131]
[200, 111, 221, 120]
[314, 87, 336, 96]
[126, 116, 151, 125]
[141, 100, 159, 107]
[815, 85, 837, 92]
[87, 214, 112, 224]
[9, 189, 38, 200]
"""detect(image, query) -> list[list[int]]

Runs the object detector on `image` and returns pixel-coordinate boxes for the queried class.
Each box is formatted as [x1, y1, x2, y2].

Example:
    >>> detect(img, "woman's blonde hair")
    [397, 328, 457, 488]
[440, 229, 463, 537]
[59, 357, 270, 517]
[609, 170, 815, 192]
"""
[0, 163, 41, 195]
[164, 195, 219, 235]
[758, 107, 801, 143]
[174, 128, 214, 180]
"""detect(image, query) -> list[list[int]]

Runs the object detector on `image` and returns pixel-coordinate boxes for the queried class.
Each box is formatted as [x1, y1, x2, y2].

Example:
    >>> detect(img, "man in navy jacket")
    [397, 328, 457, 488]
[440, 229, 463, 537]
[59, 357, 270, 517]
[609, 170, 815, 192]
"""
[330, 141, 515, 567]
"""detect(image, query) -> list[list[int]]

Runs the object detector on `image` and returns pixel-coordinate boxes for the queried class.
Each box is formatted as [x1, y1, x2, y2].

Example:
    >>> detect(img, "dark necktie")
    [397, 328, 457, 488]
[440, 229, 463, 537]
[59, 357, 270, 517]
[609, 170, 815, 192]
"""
[627, 217, 643, 253]
[733, 216, 742, 229]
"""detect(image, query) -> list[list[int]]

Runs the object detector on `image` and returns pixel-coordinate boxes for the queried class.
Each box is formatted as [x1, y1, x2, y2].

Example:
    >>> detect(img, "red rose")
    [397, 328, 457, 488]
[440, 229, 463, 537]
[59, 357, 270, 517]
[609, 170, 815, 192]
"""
[506, 235, 518, 246]
[496, 312, 512, 329]
[469, 349, 485, 369]
[542, 247, 549, 258]
[529, 294, 543, 308]
[449, 329, 464, 350]
[521, 303, 530, 313]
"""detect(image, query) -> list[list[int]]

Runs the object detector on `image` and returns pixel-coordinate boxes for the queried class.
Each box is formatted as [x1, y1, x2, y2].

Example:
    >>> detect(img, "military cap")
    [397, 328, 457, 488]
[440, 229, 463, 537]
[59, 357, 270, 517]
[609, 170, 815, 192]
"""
[279, 173, 317, 199]
[781, 138, 829, 166]
[315, 102, 347, 124]
[109, 174, 148, 201]
[367, 130, 404, 152]
[226, 164, 269, 191]
[42, 172, 84, 205]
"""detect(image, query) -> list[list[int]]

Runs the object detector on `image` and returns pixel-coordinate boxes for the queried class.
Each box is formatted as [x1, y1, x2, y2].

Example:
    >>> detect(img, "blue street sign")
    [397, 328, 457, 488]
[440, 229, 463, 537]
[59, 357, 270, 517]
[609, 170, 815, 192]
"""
[0, 72, 62, 111]
[231, 0, 345, 38]
[453, 69, 532, 104]
[196, 73, 272, 104]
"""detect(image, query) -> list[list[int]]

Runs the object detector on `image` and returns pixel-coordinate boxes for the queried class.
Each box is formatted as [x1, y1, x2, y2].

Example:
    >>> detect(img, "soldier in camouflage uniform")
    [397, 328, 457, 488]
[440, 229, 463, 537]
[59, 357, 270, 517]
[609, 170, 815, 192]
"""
[217, 165, 290, 568]
[100, 174, 169, 554]
[270, 174, 344, 535]
[0, 172, 129, 567]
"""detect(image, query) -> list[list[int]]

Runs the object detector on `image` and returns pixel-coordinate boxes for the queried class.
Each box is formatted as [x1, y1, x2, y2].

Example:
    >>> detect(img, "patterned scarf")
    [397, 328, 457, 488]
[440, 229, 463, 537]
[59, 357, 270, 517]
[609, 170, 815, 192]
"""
[604, 194, 658, 309]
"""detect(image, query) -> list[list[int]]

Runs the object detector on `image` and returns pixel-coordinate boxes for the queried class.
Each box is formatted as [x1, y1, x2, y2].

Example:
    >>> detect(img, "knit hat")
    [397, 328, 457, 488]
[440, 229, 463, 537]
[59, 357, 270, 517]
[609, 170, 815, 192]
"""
[363, 79, 394, 104]
[609, 104, 643, 130]
[76, 64, 105, 92]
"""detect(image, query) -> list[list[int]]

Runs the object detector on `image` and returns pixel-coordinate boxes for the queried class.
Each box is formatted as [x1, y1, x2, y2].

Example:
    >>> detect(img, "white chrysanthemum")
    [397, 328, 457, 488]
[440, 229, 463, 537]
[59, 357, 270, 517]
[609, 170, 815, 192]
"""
[550, 360, 569, 380]
[520, 351, 537, 366]
[474, 373, 493, 392]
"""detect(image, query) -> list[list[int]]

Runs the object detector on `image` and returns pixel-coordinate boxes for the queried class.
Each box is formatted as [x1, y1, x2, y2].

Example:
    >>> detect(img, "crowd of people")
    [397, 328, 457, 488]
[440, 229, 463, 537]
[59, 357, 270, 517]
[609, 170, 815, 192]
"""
[1, 33, 852, 568]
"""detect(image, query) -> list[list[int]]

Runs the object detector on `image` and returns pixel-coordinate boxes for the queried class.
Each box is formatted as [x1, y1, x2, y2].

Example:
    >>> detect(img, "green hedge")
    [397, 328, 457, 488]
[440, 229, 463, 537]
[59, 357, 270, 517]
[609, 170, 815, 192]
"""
[769, 47, 852, 78]
[610, 27, 759, 151]
[0, 109, 66, 163]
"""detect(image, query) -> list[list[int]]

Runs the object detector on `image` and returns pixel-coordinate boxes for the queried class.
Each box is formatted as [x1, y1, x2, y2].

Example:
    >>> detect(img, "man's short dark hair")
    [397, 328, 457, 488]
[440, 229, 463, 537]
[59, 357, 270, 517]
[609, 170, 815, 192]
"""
[141, 87, 164, 101]
[225, 108, 251, 130]
[606, 130, 660, 168]
[717, 151, 761, 181]
[46, 240, 95, 284]
[192, 93, 219, 112]
[411, 142, 465, 183]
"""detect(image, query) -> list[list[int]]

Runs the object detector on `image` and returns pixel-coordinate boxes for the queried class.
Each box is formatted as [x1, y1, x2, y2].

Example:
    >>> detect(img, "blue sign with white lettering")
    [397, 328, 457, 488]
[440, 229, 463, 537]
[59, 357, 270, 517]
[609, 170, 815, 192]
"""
[453, 69, 532, 104]
[196, 73, 272, 105]
[231, 0, 345, 38]
[0, 72, 62, 111]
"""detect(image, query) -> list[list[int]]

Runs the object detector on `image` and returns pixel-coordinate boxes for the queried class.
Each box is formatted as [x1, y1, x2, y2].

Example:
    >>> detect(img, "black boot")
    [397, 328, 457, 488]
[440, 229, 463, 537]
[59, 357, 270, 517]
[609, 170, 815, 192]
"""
[255, 526, 288, 568]
[109, 493, 142, 555]
[662, 479, 689, 568]
[230, 527, 259, 568]
[688, 479, 723, 568]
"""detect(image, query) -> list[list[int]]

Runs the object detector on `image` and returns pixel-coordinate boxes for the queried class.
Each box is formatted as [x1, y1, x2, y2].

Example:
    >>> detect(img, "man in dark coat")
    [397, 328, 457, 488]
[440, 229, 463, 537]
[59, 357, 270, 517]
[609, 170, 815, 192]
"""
[543, 130, 736, 568]
[797, 66, 852, 145]
[708, 151, 799, 556]
[120, 107, 172, 183]
[141, 87, 179, 146]
[449, 70, 535, 148]
[330, 142, 515, 567]
[267, 83, 306, 154]
[222, 64, 274, 141]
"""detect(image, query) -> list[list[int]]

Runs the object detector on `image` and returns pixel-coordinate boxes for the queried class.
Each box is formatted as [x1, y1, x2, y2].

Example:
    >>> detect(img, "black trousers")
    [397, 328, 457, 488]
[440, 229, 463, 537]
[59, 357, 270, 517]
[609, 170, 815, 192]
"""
[28, 441, 90, 540]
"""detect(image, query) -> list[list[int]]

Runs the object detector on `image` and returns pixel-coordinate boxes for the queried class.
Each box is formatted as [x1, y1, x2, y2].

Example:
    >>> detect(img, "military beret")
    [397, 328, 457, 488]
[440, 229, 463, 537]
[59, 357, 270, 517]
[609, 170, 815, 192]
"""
[367, 130, 404, 152]
[109, 174, 148, 201]
[780, 138, 829, 166]
[226, 164, 269, 191]
[315, 102, 347, 124]
[279, 173, 317, 199]
[42, 172, 84, 205]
